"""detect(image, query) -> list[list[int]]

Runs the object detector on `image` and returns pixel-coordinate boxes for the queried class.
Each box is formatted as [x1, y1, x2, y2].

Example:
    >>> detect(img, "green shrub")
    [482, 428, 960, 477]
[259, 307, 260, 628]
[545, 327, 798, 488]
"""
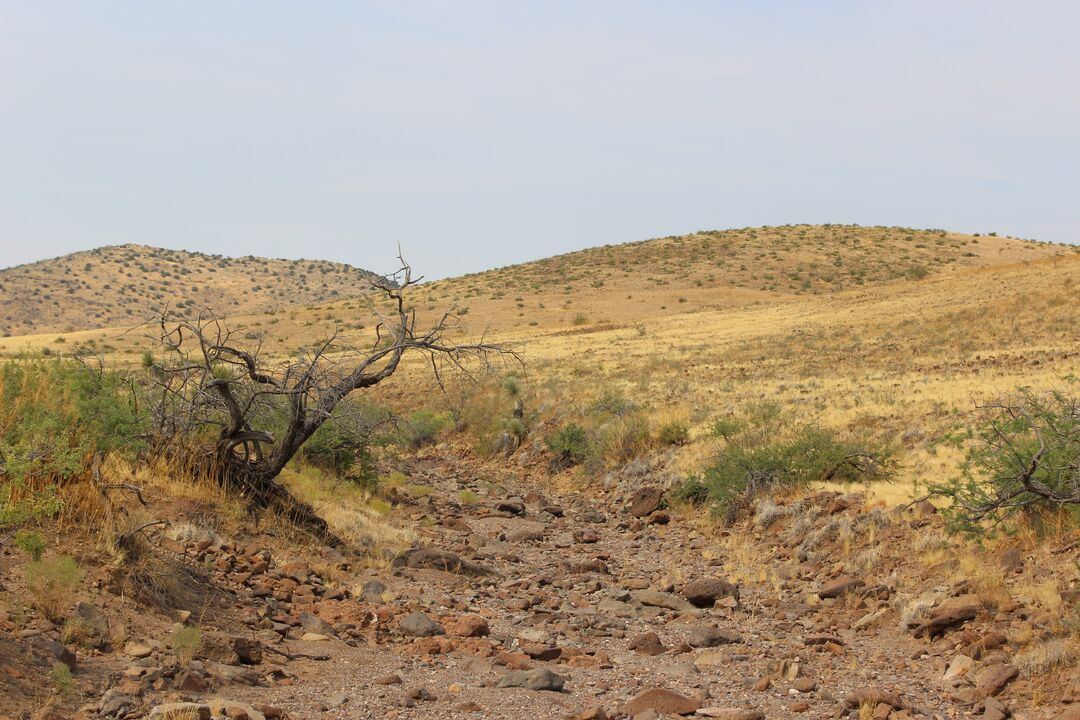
[588, 412, 653, 469]
[546, 423, 588, 466]
[931, 389, 1080, 535]
[24, 555, 82, 622]
[401, 409, 452, 449]
[657, 418, 690, 446]
[688, 416, 889, 524]
[13, 530, 46, 561]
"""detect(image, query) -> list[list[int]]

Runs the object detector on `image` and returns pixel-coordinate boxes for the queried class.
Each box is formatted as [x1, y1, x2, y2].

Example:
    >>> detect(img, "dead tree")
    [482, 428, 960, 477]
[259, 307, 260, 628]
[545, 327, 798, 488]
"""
[145, 256, 512, 545]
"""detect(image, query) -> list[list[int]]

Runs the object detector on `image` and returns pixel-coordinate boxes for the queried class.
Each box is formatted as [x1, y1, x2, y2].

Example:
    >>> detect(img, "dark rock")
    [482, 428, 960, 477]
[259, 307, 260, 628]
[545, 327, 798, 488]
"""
[629, 487, 665, 518]
[391, 548, 498, 577]
[622, 688, 700, 716]
[681, 578, 739, 608]
[497, 667, 566, 692]
[688, 625, 741, 648]
[398, 612, 444, 638]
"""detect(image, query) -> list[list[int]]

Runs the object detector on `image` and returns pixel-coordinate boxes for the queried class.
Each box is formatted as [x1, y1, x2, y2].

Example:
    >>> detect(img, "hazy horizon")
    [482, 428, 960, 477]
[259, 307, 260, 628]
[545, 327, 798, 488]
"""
[2, 2, 1078, 279]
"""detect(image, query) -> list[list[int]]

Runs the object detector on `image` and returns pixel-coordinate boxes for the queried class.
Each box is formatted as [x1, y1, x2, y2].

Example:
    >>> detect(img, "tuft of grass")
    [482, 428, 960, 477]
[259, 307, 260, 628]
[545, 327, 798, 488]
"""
[170, 624, 201, 667]
[49, 662, 77, 700]
[24, 555, 81, 622]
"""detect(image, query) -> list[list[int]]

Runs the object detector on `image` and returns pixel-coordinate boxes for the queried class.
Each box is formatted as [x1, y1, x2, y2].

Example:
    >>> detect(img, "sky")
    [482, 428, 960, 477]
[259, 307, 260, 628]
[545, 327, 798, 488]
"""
[1, 1, 1078, 279]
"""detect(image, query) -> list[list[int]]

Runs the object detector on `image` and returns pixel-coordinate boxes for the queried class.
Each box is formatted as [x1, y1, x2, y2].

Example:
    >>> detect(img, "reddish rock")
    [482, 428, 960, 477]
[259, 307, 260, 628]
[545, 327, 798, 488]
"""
[622, 688, 701, 716]
[444, 614, 490, 637]
[818, 576, 863, 599]
[629, 487, 665, 518]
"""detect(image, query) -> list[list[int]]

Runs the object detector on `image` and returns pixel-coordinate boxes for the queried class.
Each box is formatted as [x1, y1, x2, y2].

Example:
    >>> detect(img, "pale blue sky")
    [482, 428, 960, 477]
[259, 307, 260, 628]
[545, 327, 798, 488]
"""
[1, 1, 1077, 278]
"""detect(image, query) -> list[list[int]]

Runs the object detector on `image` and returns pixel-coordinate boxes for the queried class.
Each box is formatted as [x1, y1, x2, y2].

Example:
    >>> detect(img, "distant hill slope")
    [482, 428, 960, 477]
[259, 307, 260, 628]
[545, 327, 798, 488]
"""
[0, 244, 386, 335]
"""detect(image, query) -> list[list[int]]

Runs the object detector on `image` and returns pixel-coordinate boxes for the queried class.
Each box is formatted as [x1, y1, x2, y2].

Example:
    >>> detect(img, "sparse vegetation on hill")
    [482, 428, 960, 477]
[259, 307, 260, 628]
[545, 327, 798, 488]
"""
[0, 243, 387, 336]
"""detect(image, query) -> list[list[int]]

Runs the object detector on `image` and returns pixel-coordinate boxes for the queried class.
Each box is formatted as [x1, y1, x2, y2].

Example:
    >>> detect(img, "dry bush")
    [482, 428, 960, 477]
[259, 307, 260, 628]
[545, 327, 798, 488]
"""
[1013, 638, 1080, 676]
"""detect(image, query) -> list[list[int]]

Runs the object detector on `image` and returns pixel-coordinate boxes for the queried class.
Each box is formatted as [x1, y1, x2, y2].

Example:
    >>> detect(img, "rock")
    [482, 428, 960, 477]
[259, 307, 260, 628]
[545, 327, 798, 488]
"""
[31, 637, 77, 670]
[1000, 548, 1023, 573]
[124, 640, 154, 658]
[445, 614, 489, 637]
[817, 576, 863, 599]
[680, 578, 739, 608]
[622, 688, 700, 716]
[202, 633, 263, 665]
[208, 698, 268, 720]
[688, 625, 741, 648]
[843, 688, 902, 710]
[374, 672, 403, 685]
[360, 580, 387, 604]
[174, 669, 209, 692]
[792, 678, 817, 693]
[914, 602, 979, 638]
[147, 703, 212, 720]
[941, 655, 974, 686]
[300, 632, 330, 641]
[398, 612, 445, 637]
[99, 689, 137, 718]
[298, 612, 336, 637]
[390, 548, 497, 577]
[629, 487, 665, 518]
[696, 709, 765, 720]
[628, 631, 666, 656]
[975, 663, 1018, 698]
[574, 706, 608, 720]
[71, 602, 110, 648]
[498, 500, 527, 516]
[573, 527, 600, 544]
[982, 696, 1010, 720]
[496, 667, 566, 692]
[632, 589, 696, 612]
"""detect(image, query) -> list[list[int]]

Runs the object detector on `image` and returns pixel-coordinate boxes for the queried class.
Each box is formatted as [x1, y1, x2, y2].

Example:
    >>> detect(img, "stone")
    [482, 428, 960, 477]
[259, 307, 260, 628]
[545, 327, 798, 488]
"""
[680, 578, 738, 608]
[817, 576, 863, 599]
[975, 663, 1018, 698]
[208, 698, 267, 720]
[498, 500, 527, 516]
[623, 688, 700, 716]
[399, 611, 445, 638]
[360, 580, 387, 604]
[632, 589, 696, 612]
[696, 709, 765, 720]
[792, 678, 817, 693]
[629, 487, 665, 518]
[445, 614, 489, 638]
[374, 672, 403, 685]
[124, 641, 154, 658]
[843, 688, 902, 710]
[298, 611, 336, 637]
[147, 703, 212, 720]
[941, 654, 974, 686]
[914, 602, 980, 638]
[390, 548, 497, 577]
[1000, 548, 1023, 573]
[688, 625, 741, 648]
[496, 667, 566, 692]
[628, 631, 666, 656]
[573, 527, 600, 543]
[982, 696, 1010, 720]
[31, 637, 77, 671]
[574, 707, 608, 720]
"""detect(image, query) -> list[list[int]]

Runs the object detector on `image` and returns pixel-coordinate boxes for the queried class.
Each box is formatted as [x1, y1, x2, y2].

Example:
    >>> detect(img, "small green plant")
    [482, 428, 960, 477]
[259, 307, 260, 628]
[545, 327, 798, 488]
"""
[657, 419, 690, 446]
[50, 662, 76, 699]
[24, 555, 82, 622]
[400, 409, 452, 449]
[545, 422, 588, 467]
[170, 624, 201, 667]
[13, 530, 46, 561]
[457, 490, 480, 505]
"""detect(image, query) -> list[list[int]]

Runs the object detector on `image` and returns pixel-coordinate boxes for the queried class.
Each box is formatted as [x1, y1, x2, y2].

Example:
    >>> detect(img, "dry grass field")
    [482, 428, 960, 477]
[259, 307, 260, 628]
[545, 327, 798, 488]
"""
[0, 243, 385, 336]
[2, 224, 1076, 499]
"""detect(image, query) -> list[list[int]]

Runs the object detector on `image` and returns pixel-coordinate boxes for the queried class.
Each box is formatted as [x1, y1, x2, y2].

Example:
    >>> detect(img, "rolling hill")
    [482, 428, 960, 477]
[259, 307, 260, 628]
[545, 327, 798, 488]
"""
[0, 244, 387, 336]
